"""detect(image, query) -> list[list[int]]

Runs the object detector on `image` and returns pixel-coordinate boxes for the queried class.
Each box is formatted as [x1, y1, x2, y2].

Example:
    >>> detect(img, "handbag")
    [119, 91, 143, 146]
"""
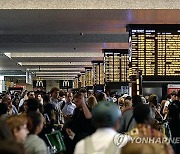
[45, 130, 66, 153]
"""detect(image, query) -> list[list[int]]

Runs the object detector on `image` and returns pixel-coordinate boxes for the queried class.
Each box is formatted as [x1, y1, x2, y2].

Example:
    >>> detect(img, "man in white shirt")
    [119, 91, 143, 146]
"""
[163, 91, 177, 119]
[74, 101, 123, 154]
[62, 92, 76, 116]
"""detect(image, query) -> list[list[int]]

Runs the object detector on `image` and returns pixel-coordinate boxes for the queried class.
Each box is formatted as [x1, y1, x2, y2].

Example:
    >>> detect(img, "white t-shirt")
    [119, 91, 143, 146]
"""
[164, 99, 172, 108]
[74, 128, 129, 154]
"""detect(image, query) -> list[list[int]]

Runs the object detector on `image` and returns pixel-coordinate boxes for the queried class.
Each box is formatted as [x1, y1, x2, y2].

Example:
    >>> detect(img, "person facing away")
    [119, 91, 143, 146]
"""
[121, 142, 169, 154]
[127, 103, 174, 154]
[87, 95, 98, 110]
[25, 111, 48, 154]
[168, 97, 180, 154]
[119, 95, 143, 133]
[74, 101, 122, 154]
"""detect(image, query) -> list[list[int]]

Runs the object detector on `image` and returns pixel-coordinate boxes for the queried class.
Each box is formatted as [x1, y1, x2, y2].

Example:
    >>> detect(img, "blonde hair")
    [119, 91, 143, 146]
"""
[6, 114, 27, 136]
[87, 96, 98, 109]
[124, 99, 132, 108]
[118, 97, 124, 106]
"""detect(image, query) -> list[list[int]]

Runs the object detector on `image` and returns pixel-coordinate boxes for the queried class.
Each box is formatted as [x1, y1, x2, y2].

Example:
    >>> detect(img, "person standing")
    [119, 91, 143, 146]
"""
[65, 93, 93, 153]
[74, 101, 122, 154]
[62, 92, 76, 118]
[127, 104, 174, 154]
[25, 112, 48, 154]
[49, 87, 63, 124]
[3, 95, 18, 115]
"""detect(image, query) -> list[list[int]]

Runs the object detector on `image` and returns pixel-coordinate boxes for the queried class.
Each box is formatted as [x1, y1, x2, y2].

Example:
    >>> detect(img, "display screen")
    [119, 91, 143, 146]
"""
[103, 49, 129, 82]
[93, 61, 105, 85]
[74, 77, 79, 89]
[85, 68, 93, 86]
[79, 73, 85, 88]
[128, 25, 180, 76]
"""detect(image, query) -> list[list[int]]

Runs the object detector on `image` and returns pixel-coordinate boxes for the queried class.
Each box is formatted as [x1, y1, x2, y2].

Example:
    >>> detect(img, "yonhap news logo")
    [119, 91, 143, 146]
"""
[113, 133, 180, 148]
[113, 133, 131, 148]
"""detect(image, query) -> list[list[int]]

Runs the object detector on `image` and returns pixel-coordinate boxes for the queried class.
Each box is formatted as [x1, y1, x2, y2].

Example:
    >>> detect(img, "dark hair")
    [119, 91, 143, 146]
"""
[125, 96, 132, 101]
[178, 90, 180, 98]
[27, 111, 43, 134]
[133, 104, 150, 124]
[43, 94, 50, 103]
[27, 98, 40, 112]
[27, 91, 34, 96]
[0, 140, 26, 154]
[73, 93, 83, 99]
[59, 91, 65, 97]
[165, 94, 171, 100]
[0, 103, 8, 116]
[50, 87, 59, 94]
[132, 95, 142, 107]
[79, 88, 87, 93]
[97, 92, 105, 102]
[171, 91, 177, 96]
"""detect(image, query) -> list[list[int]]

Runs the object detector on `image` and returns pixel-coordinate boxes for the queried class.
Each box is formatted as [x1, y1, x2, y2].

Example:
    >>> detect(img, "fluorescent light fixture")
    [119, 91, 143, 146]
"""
[28, 68, 85, 71]
[11, 52, 103, 58]
[3, 75, 26, 77]
[4, 53, 11, 59]
[36, 75, 76, 77]
[19, 62, 92, 66]
[41, 77, 74, 80]
[17, 62, 23, 66]
[35, 72, 80, 74]
[0, 76, 4, 80]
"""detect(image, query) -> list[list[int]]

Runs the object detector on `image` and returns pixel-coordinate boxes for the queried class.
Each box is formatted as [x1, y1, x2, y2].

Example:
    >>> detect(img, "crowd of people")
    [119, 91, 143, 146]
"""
[0, 87, 179, 154]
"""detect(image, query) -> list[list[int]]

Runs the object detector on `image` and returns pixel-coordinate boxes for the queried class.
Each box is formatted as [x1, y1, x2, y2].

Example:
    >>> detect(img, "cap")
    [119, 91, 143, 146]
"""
[92, 101, 121, 128]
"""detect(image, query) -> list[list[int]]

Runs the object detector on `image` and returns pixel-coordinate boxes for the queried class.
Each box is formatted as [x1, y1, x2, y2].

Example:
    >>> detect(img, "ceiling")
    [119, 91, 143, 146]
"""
[1, 9, 180, 80]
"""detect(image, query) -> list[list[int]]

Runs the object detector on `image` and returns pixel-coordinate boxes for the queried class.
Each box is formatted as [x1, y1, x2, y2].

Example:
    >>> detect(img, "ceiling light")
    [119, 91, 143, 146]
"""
[19, 62, 92, 66]
[4, 53, 11, 59]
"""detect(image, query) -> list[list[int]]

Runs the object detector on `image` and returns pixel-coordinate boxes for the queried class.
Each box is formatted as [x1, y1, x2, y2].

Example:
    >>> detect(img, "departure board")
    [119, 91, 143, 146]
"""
[74, 77, 79, 89]
[127, 24, 180, 76]
[103, 49, 129, 82]
[85, 67, 93, 86]
[92, 61, 105, 85]
[79, 72, 85, 87]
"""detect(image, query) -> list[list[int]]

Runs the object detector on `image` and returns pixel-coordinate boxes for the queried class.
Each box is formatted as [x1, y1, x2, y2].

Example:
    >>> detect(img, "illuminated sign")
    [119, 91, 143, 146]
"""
[85, 67, 93, 86]
[103, 49, 129, 82]
[92, 61, 105, 85]
[127, 24, 180, 77]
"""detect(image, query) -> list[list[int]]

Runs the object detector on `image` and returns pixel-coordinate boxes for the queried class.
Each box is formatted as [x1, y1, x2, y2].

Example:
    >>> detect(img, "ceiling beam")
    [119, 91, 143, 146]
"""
[0, 0, 178, 9]
[0, 34, 128, 43]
